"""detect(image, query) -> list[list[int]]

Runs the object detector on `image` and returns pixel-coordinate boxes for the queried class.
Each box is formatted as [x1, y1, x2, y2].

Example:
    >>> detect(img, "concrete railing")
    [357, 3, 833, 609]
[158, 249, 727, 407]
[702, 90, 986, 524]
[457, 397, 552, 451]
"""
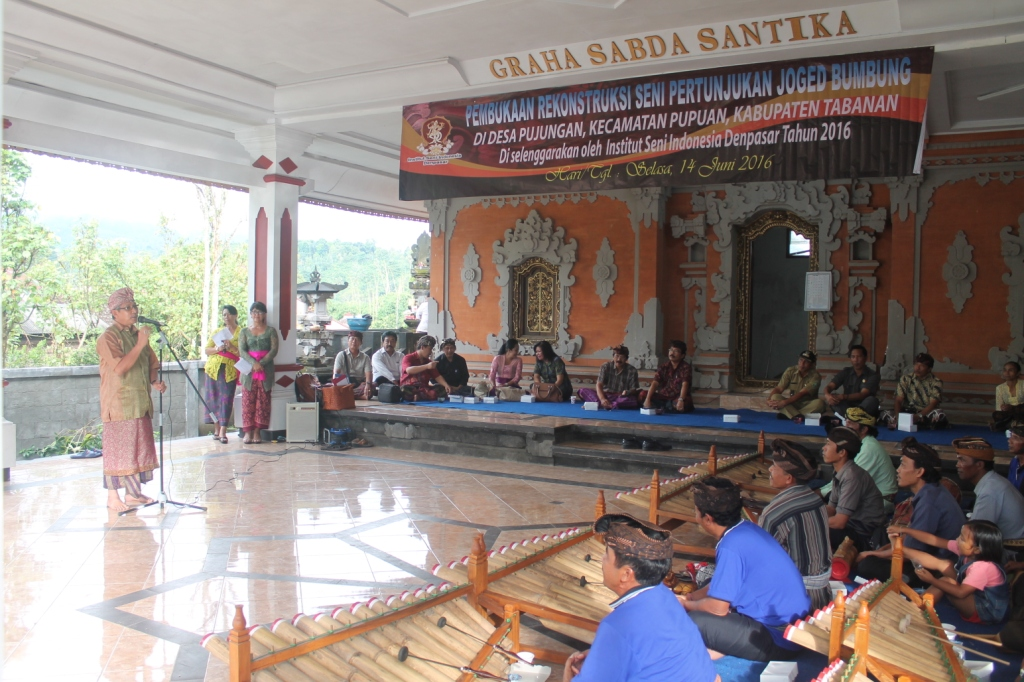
[2, 360, 206, 453]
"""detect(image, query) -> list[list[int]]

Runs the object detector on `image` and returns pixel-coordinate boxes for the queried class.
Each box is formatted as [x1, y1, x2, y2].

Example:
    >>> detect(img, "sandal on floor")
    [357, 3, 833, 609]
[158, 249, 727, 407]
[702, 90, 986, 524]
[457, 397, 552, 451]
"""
[350, 438, 373, 447]
[220, 437, 229, 444]
[243, 438, 254, 444]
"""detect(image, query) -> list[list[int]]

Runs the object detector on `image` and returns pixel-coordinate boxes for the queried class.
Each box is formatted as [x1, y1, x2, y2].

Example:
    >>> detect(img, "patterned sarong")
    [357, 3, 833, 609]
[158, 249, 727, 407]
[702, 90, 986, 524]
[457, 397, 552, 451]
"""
[102, 416, 157, 494]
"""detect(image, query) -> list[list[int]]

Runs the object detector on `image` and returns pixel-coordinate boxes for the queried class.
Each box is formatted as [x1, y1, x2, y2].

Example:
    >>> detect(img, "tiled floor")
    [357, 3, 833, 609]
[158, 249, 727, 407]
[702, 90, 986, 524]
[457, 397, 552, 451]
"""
[3, 436, 650, 681]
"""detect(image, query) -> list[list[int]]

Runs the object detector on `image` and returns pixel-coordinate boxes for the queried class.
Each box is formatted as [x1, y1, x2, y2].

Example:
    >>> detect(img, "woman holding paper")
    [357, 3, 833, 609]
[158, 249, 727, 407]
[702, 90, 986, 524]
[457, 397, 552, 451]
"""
[203, 305, 241, 444]
[237, 301, 279, 444]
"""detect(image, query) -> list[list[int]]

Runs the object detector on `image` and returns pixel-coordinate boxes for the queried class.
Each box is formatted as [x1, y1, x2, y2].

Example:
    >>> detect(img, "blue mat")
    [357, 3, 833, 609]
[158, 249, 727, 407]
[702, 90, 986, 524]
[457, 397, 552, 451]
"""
[414, 401, 1008, 449]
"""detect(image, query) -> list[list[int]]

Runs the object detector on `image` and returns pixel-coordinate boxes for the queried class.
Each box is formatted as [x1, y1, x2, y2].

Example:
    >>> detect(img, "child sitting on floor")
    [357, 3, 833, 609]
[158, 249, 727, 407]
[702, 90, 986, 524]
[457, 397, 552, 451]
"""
[890, 520, 1010, 624]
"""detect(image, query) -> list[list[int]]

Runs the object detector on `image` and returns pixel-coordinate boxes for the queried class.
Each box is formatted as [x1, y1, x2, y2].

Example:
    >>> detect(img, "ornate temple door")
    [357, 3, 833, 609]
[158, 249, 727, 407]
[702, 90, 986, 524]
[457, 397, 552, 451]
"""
[509, 257, 560, 347]
[735, 211, 819, 385]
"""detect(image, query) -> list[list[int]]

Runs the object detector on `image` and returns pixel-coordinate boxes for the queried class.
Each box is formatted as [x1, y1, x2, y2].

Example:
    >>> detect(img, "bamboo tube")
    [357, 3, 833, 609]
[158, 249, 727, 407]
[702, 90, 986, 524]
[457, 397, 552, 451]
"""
[250, 627, 340, 682]
[534, 618, 597, 645]
[784, 621, 832, 654]
[343, 629, 447, 682]
[328, 637, 408, 682]
[202, 635, 286, 682]
[537, 556, 604, 586]
[450, 598, 500, 636]
[492, 574, 608, 621]
[435, 606, 492, 643]
[270, 620, 368, 682]
[384, 643, 458, 682]
[392, 619, 467, 668]
[315, 614, 451, 682]
[248, 635, 319, 682]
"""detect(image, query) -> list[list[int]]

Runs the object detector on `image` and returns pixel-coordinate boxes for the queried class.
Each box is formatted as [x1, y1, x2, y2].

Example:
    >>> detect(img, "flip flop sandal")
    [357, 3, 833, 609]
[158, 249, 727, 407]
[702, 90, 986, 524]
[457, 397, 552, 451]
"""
[243, 438, 254, 444]
[220, 437, 229, 444]
[350, 438, 373, 447]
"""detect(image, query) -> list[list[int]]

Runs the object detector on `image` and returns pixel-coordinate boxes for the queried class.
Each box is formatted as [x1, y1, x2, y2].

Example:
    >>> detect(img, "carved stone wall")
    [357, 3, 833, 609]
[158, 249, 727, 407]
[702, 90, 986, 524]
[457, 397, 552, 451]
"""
[486, 210, 582, 360]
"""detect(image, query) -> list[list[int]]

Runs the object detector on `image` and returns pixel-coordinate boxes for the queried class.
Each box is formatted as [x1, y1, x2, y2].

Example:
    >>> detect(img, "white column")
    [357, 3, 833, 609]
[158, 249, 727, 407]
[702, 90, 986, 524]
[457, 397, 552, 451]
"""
[236, 126, 314, 431]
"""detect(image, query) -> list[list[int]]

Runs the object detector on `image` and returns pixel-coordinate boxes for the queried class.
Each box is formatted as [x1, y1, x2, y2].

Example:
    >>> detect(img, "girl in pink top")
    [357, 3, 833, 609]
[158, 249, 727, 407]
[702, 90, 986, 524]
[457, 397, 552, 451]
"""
[488, 338, 523, 391]
[890, 520, 1009, 623]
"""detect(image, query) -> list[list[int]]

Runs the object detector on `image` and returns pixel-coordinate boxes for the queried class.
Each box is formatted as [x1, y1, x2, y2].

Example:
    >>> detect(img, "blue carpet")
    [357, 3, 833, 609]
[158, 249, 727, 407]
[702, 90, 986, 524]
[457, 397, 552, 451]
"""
[415, 401, 1008, 449]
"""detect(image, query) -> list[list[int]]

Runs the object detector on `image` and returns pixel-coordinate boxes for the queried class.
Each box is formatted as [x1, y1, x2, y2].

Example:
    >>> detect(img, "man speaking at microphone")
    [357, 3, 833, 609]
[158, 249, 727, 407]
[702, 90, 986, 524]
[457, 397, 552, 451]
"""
[96, 287, 166, 512]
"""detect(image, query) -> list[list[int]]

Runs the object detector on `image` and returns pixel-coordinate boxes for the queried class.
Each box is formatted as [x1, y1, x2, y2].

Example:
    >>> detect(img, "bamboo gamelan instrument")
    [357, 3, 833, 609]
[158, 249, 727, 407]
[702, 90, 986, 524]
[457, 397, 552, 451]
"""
[613, 434, 775, 557]
[205, 490, 628, 681]
[783, 534, 974, 682]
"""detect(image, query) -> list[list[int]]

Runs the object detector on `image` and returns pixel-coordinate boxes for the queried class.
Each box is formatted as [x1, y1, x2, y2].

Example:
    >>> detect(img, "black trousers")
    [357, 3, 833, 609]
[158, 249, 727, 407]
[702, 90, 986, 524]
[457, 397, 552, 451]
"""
[855, 556, 925, 588]
[829, 525, 876, 553]
[688, 611, 796, 662]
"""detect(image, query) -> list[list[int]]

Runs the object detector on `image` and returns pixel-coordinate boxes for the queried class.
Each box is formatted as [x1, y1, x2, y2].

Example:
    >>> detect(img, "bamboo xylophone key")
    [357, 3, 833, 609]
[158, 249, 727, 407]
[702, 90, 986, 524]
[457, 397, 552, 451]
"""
[271, 619, 389, 682]
[384, 643, 459, 682]
[313, 615, 452, 682]
[247, 628, 324, 682]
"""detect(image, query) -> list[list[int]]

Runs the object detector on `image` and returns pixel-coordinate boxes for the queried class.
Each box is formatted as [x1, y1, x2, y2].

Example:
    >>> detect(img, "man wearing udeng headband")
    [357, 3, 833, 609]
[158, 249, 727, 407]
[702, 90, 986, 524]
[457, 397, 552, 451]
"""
[563, 513, 718, 682]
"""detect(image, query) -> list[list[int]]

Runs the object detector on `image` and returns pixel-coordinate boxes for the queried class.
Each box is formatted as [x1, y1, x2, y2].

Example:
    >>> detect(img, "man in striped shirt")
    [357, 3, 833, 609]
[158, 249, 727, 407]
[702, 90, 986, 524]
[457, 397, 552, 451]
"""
[760, 439, 833, 610]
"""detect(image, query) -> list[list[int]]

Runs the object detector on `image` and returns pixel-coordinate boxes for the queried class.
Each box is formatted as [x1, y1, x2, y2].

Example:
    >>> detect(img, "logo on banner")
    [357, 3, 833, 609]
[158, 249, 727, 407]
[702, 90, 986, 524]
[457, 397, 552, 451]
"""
[408, 116, 461, 166]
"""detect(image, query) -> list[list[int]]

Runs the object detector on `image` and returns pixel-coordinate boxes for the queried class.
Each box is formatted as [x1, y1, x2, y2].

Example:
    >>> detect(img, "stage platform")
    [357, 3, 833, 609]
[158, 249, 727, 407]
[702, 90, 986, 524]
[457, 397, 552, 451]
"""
[324, 401, 1012, 476]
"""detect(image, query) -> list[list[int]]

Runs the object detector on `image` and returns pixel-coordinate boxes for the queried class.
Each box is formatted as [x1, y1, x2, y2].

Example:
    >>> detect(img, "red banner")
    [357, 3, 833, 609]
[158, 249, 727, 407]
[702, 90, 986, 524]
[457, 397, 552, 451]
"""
[400, 47, 933, 200]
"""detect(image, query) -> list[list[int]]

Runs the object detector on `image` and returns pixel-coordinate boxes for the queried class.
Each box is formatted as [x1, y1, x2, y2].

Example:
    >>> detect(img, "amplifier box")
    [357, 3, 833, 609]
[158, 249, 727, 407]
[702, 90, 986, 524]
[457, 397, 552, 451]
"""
[286, 403, 319, 443]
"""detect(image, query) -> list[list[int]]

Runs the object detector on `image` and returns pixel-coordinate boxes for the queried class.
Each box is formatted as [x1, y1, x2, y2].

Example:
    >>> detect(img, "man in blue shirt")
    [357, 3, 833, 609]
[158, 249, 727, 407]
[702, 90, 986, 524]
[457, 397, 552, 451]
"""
[565, 513, 718, 682]
[1006, 426, 1024, 492]
[681, 478, 811, 662]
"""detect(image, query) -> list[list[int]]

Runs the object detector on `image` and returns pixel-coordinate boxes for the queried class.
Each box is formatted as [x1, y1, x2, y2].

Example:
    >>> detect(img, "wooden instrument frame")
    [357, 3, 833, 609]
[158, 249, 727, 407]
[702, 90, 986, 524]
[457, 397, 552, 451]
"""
[641, 433, 771, 557]
[792, 534, 970, 682]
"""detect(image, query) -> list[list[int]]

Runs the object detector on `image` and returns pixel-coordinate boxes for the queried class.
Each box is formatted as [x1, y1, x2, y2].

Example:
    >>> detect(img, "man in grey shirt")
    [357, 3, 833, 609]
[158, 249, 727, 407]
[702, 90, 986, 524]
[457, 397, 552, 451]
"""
[822, 426, 886, 551]
[333, 330, 373, 399]
[955, 437, 1024, 541]
[824, 344, 881, 418]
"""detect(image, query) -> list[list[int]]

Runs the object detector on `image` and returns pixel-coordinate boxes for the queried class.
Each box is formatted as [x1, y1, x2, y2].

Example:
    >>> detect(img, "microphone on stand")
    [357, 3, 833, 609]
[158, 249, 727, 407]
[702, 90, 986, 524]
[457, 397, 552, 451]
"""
[138, 315, 166, 327]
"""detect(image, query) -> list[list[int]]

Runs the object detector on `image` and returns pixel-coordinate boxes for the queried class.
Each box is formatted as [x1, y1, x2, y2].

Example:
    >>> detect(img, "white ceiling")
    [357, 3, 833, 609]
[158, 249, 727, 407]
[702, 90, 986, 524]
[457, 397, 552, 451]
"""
[4, 0, 1024, 217]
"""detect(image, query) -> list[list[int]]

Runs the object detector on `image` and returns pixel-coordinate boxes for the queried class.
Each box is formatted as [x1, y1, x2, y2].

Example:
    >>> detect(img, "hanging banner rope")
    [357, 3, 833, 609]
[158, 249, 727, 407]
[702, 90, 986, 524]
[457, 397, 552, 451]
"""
[399, 47, 933, 200]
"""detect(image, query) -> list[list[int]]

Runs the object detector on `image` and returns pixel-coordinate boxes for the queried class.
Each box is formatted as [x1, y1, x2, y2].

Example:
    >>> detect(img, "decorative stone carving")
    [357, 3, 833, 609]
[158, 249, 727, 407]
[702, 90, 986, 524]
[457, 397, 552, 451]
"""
[886, 176, 921, 222]
[623, 298, 662, 369]
[989, 212, 1024, 370]
[460, 243, 482, 307]
[881, 299, 928, 380]
[669, 214, 709, 247]
[425, 199, 449, 238]
[487, 210, 582, 360]
[942, 231, 977, 313]
[593, 238, 617, 307]
[622, 187, 666, 232]
[847, 276, 876, 347]
[851, 181, 872, 206]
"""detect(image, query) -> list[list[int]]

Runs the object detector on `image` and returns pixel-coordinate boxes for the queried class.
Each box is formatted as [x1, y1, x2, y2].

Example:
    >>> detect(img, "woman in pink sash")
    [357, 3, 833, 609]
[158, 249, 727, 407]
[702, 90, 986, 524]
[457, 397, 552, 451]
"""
[203, 305, 241, 444]
[238, 301, 279, 444]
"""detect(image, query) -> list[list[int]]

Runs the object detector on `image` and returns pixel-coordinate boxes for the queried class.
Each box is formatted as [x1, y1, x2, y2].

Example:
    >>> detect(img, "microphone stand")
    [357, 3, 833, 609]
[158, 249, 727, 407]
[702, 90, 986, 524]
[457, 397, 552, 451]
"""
[124, 320, 209, 515]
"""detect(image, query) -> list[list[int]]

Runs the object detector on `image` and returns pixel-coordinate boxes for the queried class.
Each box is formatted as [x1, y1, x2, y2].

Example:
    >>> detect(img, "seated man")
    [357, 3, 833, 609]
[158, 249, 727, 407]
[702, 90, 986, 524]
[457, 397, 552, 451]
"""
[333, 330, 373, 399]
[1007, 426, 1024, 494]
[564, 513, 718, 682]
[882, 352, 947, 430]
[577, 345, 639, 410]
[681, 478, 811, 662]
[761, 439, 833, 610]
[824, 344, 881, 419]
[640, 340, 693, 414]
[954, 437, 1024, 541]
[435, 338, 473, 396]
[819, 408, 898, 513]
[822, 426, 886, 551]
[767, 350, 825, 423]
[400, 336, 451, 402]
[371, 330, 402, 387]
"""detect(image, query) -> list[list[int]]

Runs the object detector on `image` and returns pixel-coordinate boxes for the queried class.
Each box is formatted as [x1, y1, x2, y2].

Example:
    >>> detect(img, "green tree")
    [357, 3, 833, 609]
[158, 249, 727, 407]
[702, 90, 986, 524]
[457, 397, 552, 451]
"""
[297, 239, 411, 329]
[1, 149, 58, 362]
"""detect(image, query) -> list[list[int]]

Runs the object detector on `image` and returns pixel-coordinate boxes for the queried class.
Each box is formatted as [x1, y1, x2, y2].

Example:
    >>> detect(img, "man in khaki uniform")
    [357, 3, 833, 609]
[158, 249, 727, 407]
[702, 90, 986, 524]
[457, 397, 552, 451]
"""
[767, 350, 825, 423]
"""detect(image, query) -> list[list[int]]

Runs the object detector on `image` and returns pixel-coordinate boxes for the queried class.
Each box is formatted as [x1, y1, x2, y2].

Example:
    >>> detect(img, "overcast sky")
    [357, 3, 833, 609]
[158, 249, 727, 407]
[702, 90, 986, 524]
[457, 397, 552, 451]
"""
[20, 152, 428, 249]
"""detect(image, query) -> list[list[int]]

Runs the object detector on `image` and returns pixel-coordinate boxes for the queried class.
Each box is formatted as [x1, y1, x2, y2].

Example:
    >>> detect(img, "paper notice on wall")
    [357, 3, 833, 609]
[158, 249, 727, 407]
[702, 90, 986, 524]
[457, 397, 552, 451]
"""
[805, 271, 833, 312]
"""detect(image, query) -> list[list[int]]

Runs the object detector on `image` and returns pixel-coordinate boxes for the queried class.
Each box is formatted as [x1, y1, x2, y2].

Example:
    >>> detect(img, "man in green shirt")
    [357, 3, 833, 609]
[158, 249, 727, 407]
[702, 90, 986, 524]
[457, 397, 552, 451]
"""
[819, 407, 898, 513]
[767, 350, 825, 424]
